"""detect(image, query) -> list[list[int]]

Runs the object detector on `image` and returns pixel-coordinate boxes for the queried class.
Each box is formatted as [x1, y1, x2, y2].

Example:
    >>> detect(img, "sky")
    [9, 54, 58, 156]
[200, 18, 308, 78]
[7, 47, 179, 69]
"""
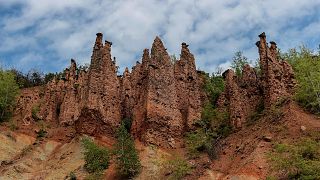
[1, 0, 320, 74]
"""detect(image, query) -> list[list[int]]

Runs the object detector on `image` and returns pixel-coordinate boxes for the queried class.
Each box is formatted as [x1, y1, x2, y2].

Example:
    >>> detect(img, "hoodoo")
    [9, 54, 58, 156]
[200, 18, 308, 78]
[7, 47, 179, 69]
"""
[218, 32, 295, 129]
[15, 33, 204, 148]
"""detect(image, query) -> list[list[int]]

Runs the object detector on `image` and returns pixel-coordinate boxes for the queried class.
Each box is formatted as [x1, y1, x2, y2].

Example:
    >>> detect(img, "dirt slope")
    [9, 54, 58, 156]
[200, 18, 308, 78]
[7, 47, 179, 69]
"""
[201, 102, 320, 179]
[0, 102, 318, 180]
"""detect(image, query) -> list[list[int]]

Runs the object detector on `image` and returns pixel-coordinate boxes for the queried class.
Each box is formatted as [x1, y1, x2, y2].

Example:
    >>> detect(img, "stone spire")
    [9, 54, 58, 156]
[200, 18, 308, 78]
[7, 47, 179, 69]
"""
[150, 36, 171, 65]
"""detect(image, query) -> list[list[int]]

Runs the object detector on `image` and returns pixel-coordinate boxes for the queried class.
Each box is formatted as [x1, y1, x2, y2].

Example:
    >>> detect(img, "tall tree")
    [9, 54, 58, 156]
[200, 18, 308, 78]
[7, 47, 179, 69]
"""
[0, 69, 19, 121]
[113, 122, 141, 178]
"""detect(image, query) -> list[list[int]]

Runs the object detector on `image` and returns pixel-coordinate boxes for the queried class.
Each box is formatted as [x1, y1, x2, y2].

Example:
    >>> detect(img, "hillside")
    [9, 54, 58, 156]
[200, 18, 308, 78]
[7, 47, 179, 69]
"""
[0, 32, 319, 180]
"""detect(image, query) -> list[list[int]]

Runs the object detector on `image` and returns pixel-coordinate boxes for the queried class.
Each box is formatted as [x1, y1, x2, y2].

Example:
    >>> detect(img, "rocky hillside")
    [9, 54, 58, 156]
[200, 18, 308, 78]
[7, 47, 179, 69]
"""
[13, 33, 205, 148]
[0, 32, 319, 180]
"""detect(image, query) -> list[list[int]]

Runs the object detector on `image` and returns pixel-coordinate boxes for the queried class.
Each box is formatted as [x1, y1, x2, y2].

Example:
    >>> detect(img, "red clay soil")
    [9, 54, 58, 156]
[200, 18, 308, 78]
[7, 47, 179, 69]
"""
[210, 101, 320, 179]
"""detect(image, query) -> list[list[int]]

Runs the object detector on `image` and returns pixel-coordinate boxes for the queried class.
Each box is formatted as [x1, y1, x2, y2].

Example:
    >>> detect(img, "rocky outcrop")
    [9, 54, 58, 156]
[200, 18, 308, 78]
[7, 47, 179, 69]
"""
[218, 33, 295, 129]
[16, 33, 203, 148]
[15, 32, 295, 146]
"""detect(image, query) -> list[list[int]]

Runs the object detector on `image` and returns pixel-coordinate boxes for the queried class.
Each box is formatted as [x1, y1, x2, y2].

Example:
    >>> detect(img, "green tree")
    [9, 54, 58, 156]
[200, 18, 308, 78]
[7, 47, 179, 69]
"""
[231, 51, 249, 77]
[0, 69, 19, 122]
[113, 122, 141, 178]
[203, 73, 225, 106]
[81, 137, 110, 173]
[283, 46, 320, 114]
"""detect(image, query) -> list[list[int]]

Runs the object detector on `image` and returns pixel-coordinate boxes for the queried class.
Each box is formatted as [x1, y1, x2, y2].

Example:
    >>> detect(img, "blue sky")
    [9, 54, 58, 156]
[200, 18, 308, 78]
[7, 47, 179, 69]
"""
[1, 0, 320, 74]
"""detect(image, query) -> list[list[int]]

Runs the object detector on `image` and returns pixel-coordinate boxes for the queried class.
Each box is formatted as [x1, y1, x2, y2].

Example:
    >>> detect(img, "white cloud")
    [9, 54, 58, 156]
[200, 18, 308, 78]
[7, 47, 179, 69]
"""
[1, 0, 320, 73]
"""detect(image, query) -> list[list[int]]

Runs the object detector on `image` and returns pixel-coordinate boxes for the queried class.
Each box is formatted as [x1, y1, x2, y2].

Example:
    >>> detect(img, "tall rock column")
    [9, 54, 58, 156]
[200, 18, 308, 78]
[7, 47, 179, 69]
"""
[256, 32, 295, 107]
[143, 37, 183, 148]
[174, 43, 201, 130]
[78, 33, 121, 135]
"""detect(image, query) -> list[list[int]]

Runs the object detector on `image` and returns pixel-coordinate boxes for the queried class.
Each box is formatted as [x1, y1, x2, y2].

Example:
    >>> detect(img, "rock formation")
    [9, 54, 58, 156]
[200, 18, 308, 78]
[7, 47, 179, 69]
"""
[15, 32, 295, 146]
[218, 32, 295, 129]
[16, 33, 203, 148]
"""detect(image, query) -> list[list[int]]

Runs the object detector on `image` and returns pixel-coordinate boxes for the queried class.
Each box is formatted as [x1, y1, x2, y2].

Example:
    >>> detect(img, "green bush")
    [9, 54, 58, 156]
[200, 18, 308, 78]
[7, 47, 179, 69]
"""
[202, 74, 225, 106]
[69, 171, 77, 180]
[0, 69, 19, 122]
[164, 157, 192, 180]
[36, 129, 47, 138]
[268, 138, 320, 179]
[186, 103, 230, 159]
[283, 46, 320, 114]
[81, 137, 110, 173]
[113, 122, 141, 178]
[32, 104, 41, 121]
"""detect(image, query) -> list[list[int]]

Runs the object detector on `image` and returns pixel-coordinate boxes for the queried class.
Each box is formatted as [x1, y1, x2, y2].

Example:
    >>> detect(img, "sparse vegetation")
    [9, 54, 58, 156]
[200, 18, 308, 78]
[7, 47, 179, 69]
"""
[36, 129, 47, 138]
[32, 104, 41, 121]
[186, 72, 230, 159]
[268, 137, 320, 179]
[186, 104, 230, 159]
[164, 156, 192, 180]
[113, 122, 141, 178]
[283, 46, 320, 114]
[202, 73, 225, 106]
[231, 51, 249, 77]
[9, 119, 18, 131]
[68, 171, 77, 180]
[81, 137, 110, 174]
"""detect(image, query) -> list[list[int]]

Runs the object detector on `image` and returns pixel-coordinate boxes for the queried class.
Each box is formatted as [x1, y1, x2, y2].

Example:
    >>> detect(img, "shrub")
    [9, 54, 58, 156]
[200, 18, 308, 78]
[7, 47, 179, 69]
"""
[0, 69, 19, 122]
[113, 122, 141, 178]
[122, 117, 132, 132]
[186, 106, 230, 159]
[268, 138, 320, 179]
[202, 74, 225, 106]
[164, 157, 192, 180]
[283, 46, 320, 114]
[36, 129, 47, 138]
[69, 171, 77, 180]
[32, 104, 41, 121]
[81, 137, 110, 173]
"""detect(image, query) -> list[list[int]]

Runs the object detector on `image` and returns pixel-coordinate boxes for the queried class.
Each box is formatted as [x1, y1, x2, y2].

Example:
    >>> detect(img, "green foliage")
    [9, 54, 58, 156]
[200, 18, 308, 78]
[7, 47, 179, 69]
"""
[231, 51, 249, 77]
[164, 157, 192, 180]
[36, 129, 47, 138]
[32, 104, 41, 121]
[0, 69, 19, 122]
[268, 138, 320, 179]
[202, 74, 225, 106]
[122, 118, 132, 132]
[81, 137, 110, 173]
[69, 171, 77, 180]
[282, 46, 320, 114]
[186, 103, 230, 159]
[113, 122, 141, 178]
[44, 73, 55, 84]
